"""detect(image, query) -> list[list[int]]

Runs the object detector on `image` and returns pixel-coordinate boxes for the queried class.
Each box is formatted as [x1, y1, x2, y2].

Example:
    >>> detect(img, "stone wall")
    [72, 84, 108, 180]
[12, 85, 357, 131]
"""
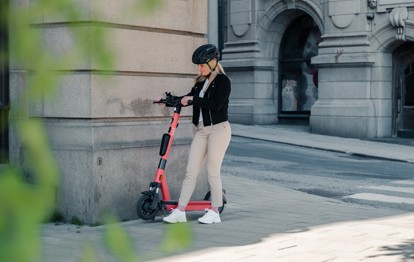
[9, 0, 209, 224]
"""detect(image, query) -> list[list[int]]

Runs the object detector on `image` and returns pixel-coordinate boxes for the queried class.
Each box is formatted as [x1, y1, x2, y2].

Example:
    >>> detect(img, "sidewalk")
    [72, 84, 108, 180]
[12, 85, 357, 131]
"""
[231, 124, 414, 163]
[41, 124, 414, 262]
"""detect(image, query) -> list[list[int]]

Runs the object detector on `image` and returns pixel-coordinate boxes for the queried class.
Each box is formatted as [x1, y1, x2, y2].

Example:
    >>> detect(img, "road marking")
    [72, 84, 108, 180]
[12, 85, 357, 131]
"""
[391, 180, 414, 186]
[360, 185, 414, 194]
[344, 193, 414, 205]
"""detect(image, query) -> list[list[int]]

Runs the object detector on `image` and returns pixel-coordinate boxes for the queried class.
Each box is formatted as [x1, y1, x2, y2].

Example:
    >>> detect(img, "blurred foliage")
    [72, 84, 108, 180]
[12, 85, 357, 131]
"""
[0, 0, 191, 261]
[104, 216, 138, 262]
[161, 223, 193, 254]
[133, 0, 164, 14]
[80, 243, 99, 262]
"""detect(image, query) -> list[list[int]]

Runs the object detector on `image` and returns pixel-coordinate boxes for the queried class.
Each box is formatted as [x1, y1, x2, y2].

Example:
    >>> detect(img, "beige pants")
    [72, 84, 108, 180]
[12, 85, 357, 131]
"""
[178, 121, 231, 208]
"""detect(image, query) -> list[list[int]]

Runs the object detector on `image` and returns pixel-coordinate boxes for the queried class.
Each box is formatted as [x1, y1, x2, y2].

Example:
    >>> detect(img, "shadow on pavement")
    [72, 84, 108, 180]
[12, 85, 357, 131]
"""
[369, 238, 414, 261]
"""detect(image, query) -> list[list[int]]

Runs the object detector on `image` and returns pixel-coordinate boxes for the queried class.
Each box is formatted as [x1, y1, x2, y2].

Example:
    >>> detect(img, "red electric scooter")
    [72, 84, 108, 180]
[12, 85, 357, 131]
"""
[136, 92, 227, 221]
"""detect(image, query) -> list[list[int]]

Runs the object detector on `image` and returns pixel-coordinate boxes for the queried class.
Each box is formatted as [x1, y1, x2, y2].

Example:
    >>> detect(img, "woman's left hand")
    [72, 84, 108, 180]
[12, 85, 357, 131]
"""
[181, 96, 193, 106]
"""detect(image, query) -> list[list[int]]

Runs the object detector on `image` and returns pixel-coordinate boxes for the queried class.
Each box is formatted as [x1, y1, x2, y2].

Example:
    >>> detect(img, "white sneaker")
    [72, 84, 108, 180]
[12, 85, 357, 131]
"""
[198, 209, 221, 224]
[163, 209, 187, 223]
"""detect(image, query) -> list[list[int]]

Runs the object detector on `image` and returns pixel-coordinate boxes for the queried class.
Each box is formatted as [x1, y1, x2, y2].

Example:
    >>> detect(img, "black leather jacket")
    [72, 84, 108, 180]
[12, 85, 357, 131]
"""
[186, 74, 231, 126]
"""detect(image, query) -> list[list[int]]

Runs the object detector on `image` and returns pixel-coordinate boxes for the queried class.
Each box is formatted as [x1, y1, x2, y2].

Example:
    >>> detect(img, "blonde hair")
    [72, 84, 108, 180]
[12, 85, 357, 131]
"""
[194, 60, 225, 84]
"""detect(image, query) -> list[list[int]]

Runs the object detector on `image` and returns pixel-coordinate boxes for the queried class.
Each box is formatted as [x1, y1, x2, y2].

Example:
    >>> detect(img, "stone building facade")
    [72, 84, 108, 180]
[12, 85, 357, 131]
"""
[221, 0, 414, 139]
[3, 0, 414, 224]
[4, 1, 212, 224]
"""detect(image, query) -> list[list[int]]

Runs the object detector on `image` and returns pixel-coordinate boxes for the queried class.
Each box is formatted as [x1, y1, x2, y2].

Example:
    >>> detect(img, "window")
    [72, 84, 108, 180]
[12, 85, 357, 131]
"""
[404, 62, 414, 106]
[279, 15, 321, 115]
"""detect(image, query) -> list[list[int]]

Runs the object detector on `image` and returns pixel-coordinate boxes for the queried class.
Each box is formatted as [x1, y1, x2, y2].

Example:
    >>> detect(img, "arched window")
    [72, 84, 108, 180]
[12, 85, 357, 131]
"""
[279, 15, 321, 118]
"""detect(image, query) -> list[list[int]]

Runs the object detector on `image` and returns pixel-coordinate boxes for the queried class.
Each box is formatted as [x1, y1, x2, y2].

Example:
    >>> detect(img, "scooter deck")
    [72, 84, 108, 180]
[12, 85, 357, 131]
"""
[162, 200, 212, 211]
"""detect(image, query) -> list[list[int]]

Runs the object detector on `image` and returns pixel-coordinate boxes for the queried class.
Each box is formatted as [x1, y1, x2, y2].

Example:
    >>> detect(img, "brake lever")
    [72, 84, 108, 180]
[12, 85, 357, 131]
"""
[153, 92, 181, 107]
[153, 99, 167, 104]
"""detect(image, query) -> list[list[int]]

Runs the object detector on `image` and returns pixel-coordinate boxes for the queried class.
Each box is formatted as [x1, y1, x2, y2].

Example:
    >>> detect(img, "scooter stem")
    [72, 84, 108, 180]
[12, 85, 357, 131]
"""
[154, 104, 182, 200]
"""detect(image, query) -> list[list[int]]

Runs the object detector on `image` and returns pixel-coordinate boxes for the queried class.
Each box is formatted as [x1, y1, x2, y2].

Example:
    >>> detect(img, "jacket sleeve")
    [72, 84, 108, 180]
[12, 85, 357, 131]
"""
[185, 86, 196, 96]
[192, 75, 231, 111]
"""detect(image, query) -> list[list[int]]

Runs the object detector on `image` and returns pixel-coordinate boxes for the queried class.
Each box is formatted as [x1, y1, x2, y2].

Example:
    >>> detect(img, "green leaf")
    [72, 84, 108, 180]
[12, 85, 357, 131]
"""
[104, 216, 139, 262]
[80, 243, 99, 262]
[161, 223, 193, 254]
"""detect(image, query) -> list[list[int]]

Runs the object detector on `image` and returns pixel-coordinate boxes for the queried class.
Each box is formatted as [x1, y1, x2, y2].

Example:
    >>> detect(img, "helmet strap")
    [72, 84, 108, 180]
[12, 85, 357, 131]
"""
[207, 59, 218, 73]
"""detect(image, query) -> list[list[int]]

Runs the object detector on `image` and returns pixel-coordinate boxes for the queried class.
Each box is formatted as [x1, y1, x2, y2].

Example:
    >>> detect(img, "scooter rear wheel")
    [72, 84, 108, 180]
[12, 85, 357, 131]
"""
[203, 191, 226, 214]
[136, 194, 160, 220]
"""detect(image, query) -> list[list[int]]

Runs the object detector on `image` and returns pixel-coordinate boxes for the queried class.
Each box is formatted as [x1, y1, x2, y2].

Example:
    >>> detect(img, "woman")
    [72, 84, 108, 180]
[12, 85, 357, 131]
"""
[163, 44, 231, 224]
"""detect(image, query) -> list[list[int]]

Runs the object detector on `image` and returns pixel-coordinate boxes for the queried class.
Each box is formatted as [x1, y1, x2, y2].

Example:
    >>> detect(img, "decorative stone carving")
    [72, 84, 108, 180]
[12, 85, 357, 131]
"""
[230, 0, 251, 37]
[368, 0, 377, 9]
[329, 0, 360, 29]
[389, 7, 408, 41]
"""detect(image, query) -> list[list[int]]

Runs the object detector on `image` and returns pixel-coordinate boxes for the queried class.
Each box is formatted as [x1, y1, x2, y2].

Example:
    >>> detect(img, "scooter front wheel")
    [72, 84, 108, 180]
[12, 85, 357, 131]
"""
[136, 194, 160, 220]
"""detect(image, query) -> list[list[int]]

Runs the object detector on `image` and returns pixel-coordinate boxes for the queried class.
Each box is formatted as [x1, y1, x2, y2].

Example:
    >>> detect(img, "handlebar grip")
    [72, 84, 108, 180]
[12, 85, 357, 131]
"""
[187, 100, 193, 105]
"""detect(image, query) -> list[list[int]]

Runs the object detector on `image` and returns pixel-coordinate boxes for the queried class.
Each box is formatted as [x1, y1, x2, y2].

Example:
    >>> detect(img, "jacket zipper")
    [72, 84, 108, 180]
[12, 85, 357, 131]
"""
[208, 83, 213, 125]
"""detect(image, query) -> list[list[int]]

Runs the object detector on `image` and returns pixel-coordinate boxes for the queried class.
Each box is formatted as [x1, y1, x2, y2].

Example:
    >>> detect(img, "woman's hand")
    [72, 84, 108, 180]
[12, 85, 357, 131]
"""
[154, 96, 164, 106]
[181, 96, 193, 106]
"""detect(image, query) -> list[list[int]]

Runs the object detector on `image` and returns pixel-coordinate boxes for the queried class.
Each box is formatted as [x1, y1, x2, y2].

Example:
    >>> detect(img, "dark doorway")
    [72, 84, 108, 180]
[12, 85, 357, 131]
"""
[0, 0, 9, 163]
[393, 43, 414, 138]
[279, 15, 321, 124]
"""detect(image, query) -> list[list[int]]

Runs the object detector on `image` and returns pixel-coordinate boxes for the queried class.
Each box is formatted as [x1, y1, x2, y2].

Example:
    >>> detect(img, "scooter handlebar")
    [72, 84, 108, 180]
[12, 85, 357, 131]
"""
[153, 92, 192, 107]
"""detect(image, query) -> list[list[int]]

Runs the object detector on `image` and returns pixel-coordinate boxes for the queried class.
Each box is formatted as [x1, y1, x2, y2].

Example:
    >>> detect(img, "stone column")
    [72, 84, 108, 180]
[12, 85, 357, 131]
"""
[310, 0, 378, 138]
[208, 0, 219, 46]
[221, 0, 277, 125]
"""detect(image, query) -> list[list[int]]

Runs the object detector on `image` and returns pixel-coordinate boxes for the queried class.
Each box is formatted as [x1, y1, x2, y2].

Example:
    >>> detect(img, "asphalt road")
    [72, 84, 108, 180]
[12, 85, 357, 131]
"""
[223, 136, 414, 211]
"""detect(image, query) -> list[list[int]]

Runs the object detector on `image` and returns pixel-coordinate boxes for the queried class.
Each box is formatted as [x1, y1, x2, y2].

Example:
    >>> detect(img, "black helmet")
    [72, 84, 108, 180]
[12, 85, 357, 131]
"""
[192, 44, 220, 64]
